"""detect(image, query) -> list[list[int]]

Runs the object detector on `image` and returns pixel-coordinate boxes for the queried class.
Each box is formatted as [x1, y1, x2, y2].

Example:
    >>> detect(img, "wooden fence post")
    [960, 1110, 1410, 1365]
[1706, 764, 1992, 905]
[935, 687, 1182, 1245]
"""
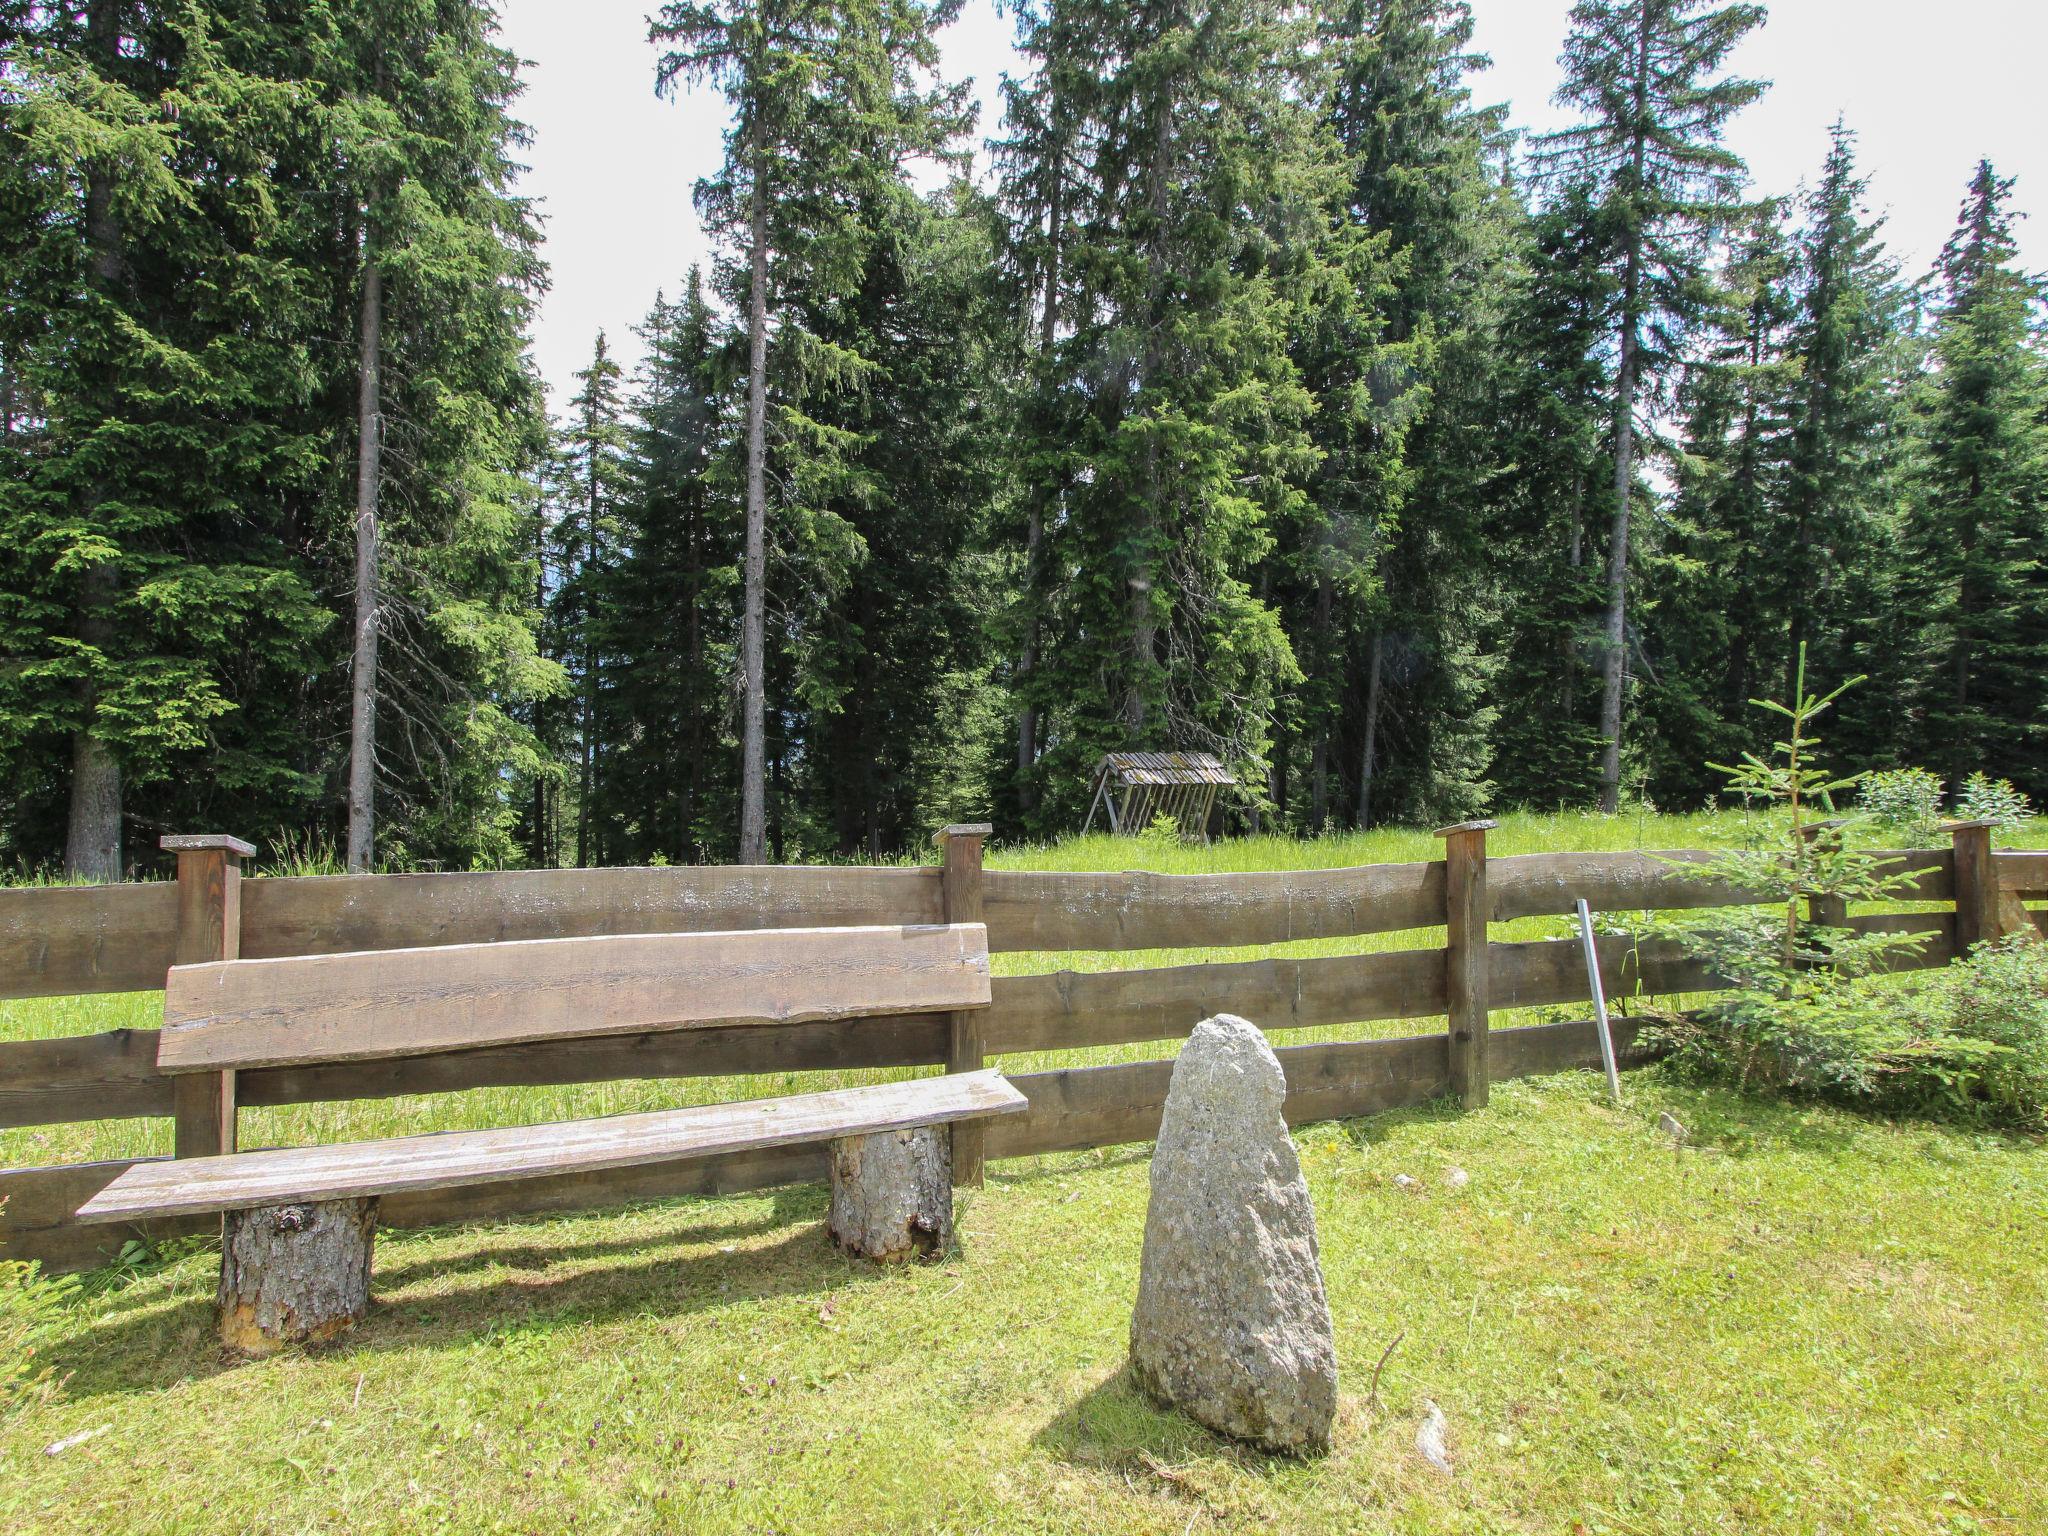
[1948, 819, 2024, 954]
[1438, 820, 1496, 1110]
[935, 823, 992, 1187]
[164, 834, 255, 1158]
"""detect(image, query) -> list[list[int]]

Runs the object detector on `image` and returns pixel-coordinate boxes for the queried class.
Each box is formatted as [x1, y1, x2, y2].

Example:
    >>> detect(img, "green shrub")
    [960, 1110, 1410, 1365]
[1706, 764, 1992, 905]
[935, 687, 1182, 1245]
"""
[1956, 772, 2035, 835]
[1858, 767, 1946, 844]
[1649, 654, 2048, 1126]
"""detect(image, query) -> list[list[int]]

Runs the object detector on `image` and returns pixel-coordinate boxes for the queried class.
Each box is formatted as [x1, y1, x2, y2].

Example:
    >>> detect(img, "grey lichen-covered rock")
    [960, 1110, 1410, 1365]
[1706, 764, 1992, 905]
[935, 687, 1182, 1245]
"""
[826, 1126, 953, 1262]
[1129, 1016, 1337, 1455]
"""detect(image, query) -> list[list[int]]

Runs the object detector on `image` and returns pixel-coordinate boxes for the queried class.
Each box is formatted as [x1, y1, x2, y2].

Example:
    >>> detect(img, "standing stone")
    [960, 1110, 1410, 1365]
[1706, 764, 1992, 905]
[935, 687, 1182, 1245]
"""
[827, 1126, 953, 1261]
[1129, 1016, 1337, 1454]
[217, 1198, 377, 1356]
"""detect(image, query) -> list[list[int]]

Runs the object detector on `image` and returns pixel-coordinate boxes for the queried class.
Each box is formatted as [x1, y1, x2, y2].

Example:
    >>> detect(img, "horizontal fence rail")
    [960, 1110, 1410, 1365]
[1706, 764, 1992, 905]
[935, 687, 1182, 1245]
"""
[0, 832, 2025, 1274]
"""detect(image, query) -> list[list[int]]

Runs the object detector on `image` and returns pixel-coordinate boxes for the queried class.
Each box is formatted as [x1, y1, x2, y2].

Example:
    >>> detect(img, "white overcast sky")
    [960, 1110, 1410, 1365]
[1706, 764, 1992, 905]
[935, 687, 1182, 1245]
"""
[498, 0, 2048, 412]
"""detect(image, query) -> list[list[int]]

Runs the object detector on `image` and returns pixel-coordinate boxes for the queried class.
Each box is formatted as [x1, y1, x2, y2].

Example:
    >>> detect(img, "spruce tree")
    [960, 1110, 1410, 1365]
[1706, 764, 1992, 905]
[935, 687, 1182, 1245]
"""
[0, 1, 331, 875]
[1534, 0, 1766, 811]
[651, 0, 969, 863]
[592, 273, 743, 864]
[1022, 0, 1321, 818]
[1904, 161, 2048, 796]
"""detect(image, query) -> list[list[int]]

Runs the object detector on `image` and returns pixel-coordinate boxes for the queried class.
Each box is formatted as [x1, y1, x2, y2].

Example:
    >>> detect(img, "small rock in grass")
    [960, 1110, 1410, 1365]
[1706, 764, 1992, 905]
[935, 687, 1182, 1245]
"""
[1416, 1401, 1453, 1474]
[1444, 1166, 1470, 1190]
[1129, 1016, 1337, 1456]
[1393, 1173, 1422, 1193]
[1657, 1112, 1687, 1143]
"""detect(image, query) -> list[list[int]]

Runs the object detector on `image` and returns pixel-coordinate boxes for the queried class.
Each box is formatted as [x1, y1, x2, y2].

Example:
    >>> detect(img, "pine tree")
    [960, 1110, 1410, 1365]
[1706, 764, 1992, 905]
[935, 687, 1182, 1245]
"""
[1022, 0, 1322, 819]
[555, 332, 628, 866]
[1311, 0, 1517, 829]
[0, 1, 331, 875]
[310, 0, 556, 869]
[652, 0, 969, 863]
[1642, 205, 1798, 803]
[592, 273, 743, 864]
[1486, 183, 1616, 809]
[1534, 0, 1766, 811]
[1903, 161, 2048, 796]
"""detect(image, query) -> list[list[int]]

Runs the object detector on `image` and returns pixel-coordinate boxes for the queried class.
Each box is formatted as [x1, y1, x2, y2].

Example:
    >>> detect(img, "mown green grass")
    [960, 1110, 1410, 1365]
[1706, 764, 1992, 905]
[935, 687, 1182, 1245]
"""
[2, 811, 2044, 1533]
[4, 1071, 2043, 1534]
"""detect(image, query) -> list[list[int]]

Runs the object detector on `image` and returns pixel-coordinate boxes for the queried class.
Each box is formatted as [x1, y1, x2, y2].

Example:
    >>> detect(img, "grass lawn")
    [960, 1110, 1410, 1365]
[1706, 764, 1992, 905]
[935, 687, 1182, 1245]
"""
[3, 811, 2045, 1532]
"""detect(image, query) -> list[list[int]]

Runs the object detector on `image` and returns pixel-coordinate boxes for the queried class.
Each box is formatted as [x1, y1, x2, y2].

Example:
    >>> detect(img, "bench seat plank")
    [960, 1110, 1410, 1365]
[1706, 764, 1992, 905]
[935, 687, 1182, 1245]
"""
[158, 923, 991, 1074]
[77, 1070, 1026, 1223]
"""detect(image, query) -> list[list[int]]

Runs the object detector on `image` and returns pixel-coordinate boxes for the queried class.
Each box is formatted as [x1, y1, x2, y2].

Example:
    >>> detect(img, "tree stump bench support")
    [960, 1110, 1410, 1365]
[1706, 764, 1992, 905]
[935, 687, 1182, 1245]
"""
[218, 1199, 378, 1356]
[827, 1125, 954, 1261]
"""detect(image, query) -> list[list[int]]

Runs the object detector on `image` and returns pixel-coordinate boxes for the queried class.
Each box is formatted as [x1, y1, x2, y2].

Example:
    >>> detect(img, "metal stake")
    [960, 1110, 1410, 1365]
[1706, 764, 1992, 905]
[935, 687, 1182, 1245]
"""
[1576, 898, 1624, 1103]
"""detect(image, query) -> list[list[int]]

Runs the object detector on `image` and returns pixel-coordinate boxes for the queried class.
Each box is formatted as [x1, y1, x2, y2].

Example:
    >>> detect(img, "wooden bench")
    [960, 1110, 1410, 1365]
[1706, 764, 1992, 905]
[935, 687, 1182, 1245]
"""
[76, 922, 1025, 1355]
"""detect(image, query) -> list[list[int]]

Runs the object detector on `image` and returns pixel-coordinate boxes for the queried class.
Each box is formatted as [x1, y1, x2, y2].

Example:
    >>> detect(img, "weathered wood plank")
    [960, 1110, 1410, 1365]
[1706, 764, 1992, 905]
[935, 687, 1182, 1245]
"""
[1995, 851, 2048, 895]
[160, 923, 991, 1073]
[981, 864, 1446, 952]
[986, 1019, 1653, 1160]
[238, 865, 942, 960]
[76, 1071, 1027, 1222]
[0, 881, 178, 1000]
[1, 1145, 824, 1276]
[1489, 848, 1952, 920]
[985, 948, 1449, 1055]
[0, 1031, 174, 1127]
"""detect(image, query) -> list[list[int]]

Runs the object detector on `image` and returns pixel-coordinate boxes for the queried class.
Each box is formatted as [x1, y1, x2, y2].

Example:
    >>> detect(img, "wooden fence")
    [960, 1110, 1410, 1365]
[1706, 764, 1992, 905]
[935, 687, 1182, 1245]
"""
[2, 821, 2041, 1275]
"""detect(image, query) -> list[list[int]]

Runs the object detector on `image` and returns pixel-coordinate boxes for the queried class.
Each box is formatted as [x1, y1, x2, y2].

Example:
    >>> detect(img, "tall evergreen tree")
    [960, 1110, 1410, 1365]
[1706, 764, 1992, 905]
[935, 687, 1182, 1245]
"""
[1534, 0, 1766, 811]
[1311, 0, 1516, 829]
[591, 273, 742, 864]
[555, 332, 628, 866]
[651, 0, 969, 863]
[0, 1, 331, 875]
[1020, 0, 1324, 820]
[1903, 161, 2048, 796]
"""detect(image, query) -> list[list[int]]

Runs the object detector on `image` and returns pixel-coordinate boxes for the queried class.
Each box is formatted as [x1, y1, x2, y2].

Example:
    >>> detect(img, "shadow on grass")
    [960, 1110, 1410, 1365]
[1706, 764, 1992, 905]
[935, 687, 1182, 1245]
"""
[372, 1184, 821, 1288]
[1033, 1362, 1231, 1472]
[35, 1186, 877, 1402]
[986, 1145, 1154, 1186]
[1337, 1097, 1465, 1150]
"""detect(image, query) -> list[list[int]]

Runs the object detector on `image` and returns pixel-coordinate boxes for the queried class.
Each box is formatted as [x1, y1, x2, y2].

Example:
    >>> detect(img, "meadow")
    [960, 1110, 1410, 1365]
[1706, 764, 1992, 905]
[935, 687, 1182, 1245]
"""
[2, 809, 2044, 1533]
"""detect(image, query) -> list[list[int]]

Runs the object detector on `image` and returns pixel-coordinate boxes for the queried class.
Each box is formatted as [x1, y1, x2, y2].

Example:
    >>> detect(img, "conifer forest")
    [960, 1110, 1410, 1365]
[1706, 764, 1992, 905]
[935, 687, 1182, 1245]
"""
[3, 0, 2045, 876]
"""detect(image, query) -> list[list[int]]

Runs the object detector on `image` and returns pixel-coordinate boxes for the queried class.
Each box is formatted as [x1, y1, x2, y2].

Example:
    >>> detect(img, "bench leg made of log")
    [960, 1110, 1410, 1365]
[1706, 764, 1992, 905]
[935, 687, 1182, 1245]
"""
[218, 1198, 378, 1356]
[826, 1126, 953, 1262]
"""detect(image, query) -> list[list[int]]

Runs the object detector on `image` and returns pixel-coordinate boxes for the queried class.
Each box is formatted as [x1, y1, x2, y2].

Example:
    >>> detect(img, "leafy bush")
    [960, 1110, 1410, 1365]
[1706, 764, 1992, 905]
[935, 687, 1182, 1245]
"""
[1956, 772, 2035, 834]
[1858, 767, 1946, 844]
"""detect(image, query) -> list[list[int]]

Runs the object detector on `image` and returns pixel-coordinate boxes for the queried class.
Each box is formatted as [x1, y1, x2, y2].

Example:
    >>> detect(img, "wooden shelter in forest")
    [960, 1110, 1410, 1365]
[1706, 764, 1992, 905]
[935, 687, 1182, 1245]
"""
[1081, 752, 1237, 841]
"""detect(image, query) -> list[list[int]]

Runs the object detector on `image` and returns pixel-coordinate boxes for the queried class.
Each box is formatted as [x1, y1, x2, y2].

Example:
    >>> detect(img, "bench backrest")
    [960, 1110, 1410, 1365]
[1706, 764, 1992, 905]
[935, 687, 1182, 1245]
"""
[158, 922, 991, 1074]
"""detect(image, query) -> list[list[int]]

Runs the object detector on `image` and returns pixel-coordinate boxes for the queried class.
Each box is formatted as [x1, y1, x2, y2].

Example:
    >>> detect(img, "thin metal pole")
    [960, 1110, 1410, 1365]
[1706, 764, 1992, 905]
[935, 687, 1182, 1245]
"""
[1576, 898, 1623, 1103]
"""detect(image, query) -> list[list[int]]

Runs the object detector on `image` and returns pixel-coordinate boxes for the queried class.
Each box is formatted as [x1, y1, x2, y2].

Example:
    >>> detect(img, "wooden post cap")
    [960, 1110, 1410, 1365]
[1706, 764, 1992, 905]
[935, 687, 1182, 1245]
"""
[161, 834, 258, 858]
[1940, 819, 2000, 832]
[1434, 820, 1499, 839]
[934, 823, 994, 845]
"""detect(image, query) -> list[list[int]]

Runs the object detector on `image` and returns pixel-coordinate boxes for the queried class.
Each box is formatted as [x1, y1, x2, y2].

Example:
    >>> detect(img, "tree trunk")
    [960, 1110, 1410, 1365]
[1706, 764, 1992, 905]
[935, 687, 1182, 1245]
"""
[827, 1127, 952, 1262]
[1016, 159, 1064, 809]
[66, 0, 127, 883]
[1599, 13, 1654, 816]
[738, 116, 771, 865]
[346, 250, 383, 873]
[578, 391, 601, 868]
[218, 1198, 377, 1356]
[1357, 631, 1385, 829]
[1127, 95, 1174, 740]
